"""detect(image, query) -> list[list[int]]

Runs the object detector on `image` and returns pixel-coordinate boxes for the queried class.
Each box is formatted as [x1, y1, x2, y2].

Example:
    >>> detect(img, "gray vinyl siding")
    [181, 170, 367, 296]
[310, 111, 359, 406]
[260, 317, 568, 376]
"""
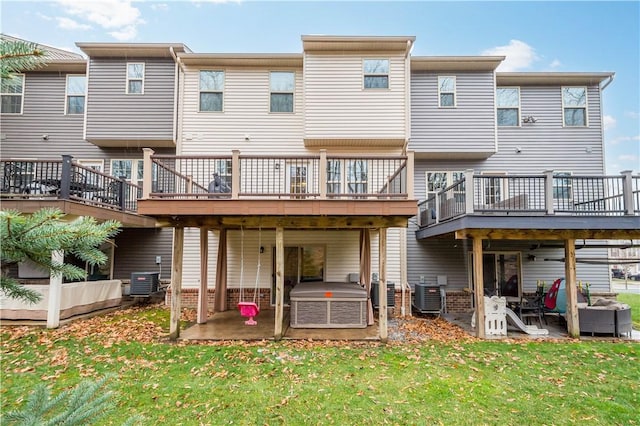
[85, 58, 176, 142]
[495, 85, 605, 174]
[0, 73, 85, 158]
[407, 83, 610, 294]
[410, 72, 496, 157]
[113, 228, 173, 281]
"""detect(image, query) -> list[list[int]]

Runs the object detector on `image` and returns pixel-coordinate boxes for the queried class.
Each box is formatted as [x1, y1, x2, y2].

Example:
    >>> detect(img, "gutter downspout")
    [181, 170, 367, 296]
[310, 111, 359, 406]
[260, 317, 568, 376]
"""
[169, 47, 182, 152]
[598, 73, 615, 175]
[401, 39, 414, 316]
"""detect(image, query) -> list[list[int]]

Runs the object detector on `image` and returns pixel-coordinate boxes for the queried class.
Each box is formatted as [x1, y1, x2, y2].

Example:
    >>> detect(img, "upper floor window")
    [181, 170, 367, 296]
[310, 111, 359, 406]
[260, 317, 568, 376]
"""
[327, 159, 369, 195]
[66, 75, 86, 114]
[562, 87, 587, 126]
[438, 76, 456, 107]
[496, 87, 520, 126]
[426, 171, 465, 201]
[126, 62, 144, 94]
[270, 71, 294, 113]
[1, 74, 25, 114]
[363, 59, 389, 89]
[199, 70, 224, 112]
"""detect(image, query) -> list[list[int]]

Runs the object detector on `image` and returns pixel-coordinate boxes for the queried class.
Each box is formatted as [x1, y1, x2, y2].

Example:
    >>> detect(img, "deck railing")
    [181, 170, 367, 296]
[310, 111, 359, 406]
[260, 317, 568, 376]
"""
[417, 170, 639, 227]
[144, 149, 413, 201]
[0, 156, 138, 212]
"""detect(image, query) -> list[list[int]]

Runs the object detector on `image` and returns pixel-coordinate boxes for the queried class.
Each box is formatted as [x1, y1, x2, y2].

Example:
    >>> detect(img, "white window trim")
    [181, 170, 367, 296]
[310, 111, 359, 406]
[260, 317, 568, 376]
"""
[425, 170, 464, 199]
[1, 73, 25, 115]
[126, 62, 145, 95]
[561, 86, 588, 127]
[328, 159, 370, 195]
[363, 58, 390, 90]
[199, 69, 225, 113]
[553, 171, 573, 201]
[496, 86, 521, 127]
[269, 71, 295, 114]
[438, 75, 456, 108]
[64, 74, 86, 115]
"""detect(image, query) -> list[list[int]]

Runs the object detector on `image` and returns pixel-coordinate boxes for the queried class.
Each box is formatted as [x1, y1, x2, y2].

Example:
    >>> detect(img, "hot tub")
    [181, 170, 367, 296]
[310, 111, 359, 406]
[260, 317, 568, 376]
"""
[289, 281, 368, 328]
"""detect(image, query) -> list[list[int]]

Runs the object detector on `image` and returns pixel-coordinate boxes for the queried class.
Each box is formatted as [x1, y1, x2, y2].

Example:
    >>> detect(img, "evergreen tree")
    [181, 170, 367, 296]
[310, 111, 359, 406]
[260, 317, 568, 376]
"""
[0, 208, 120, 303]
[0, 37, 45, 78]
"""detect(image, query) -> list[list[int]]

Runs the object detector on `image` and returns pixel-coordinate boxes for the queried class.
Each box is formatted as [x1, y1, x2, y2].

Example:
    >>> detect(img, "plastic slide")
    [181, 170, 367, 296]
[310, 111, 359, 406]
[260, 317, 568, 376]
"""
[505, 308, 549, 335]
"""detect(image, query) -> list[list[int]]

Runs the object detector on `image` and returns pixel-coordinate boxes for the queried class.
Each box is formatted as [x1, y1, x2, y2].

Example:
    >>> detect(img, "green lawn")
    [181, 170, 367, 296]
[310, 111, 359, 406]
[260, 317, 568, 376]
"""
[617, 293, 640, 329]
[1, 306, 638, 426]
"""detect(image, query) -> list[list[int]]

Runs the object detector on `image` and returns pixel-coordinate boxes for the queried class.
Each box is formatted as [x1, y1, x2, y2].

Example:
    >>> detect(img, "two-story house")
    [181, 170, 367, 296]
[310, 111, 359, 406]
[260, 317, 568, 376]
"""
[0, 36, 185, 325]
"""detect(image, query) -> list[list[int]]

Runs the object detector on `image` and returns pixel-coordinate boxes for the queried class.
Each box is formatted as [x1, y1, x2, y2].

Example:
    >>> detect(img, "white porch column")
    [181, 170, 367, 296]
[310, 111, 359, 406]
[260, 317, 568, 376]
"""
[169, 227, 184, 340]
[274, 227, 284, 340]
[197, 228, 209, 324]
[46, 250, 64, 329]
[379, 227, 388, 342]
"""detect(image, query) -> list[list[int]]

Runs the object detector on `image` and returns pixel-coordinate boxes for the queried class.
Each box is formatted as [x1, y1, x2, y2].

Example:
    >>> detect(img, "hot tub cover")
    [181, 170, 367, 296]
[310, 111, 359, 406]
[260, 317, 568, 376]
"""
[290, 281, 367, 299]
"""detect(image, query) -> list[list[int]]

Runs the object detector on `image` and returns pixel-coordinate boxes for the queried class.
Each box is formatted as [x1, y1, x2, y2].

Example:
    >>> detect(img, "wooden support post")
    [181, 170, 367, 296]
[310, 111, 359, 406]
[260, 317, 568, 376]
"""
[142, 148, 154, 199]
[197, 228, 209, 324]
[379, 227, 388, 342]
[169, 227, 184, 340]
[406, 151, 414, 199]
[544, 170, 555, 215]
[46, 250, 64, 329]
[319, 149, 327, 199]
[472, 237, 485, 339]
[231, 150, 240, 200]
[564, 239, 579, 337]
[274, 227, 284, 340]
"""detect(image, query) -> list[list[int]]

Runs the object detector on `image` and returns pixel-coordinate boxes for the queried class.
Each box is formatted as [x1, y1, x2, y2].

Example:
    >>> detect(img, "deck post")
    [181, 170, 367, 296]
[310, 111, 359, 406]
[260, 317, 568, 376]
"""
[544, 170, 555, 214]
[197, 228, 209, 324]
[472, 237, 485, 339]
[169, 227, 184, 340]
[46, 250, 64, 329]
[231, 150, 240, 200]
[406, 151, 414, 199]
[379, 227, 388, 342]
[621, 170, 634, 215]
[142, 148, 154, 199]
[319, 149, 327, 199]
[274, 227, 284, 340]
[60, 155, 73, 200]
[464, 169, 474, 214]
[564, 239, 580, 337]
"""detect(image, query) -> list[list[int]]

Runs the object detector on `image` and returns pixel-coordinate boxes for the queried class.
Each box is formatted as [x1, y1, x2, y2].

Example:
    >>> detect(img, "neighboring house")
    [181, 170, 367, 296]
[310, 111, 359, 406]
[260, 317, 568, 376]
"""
[410, 63, 639, 335]
[0, 36, 182, 324]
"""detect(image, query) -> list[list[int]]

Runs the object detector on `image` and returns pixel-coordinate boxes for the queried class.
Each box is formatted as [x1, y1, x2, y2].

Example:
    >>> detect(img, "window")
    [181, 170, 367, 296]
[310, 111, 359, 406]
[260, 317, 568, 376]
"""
[496, 87, 520, 126]
[270, 71, 294, 113]
[199, 70, 224, 112]
[326, 160, 368, 195]
[110, 159, 146, 186]
[214, 159, 232, 189]
[553, 172, 572, 201]
[66, 75, 86, 114]
[438, 76, 456, 107]
[480, 172, 508, 205]
[1, 74, 24, 114]
[426, 171, 464, 201]
[126, 63, 144, 94]
[562, 87, 587, 126]
[363, 59, 389, 89]
[288, 165, 307, 195]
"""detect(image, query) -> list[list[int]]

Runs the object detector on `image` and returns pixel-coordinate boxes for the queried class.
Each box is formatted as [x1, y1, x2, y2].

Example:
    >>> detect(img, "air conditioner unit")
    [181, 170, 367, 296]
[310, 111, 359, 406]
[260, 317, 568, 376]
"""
[413, 283, 442, 314]
[130, 272, 159, 296]
[371, 281, 395, 308]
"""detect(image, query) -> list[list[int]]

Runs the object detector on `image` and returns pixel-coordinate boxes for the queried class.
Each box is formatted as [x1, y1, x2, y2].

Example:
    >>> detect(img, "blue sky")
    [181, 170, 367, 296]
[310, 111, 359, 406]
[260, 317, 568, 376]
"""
[2, 0, 638, 174]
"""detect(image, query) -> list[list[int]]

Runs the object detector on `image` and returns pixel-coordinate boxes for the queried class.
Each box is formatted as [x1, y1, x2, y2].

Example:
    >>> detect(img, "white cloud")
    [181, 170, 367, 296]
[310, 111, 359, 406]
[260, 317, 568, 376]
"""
[482, 40, 539, 72]
[624, 111, 640, 120]
[56, 17, 92, 31]
[603, 115, 617, 131]
[36, 12, 53, 21]
[54, 0, 144, 41]
[549, 59, 562, 69]
[608, 135, 640, 145]
[109, 25, 137, 41]
[150, 3, 169, 11]
[618, 154, 638, 163]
